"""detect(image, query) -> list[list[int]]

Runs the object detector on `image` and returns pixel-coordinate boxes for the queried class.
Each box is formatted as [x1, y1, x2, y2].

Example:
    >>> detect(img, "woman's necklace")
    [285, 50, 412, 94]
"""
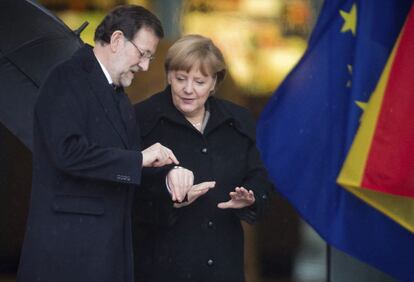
[191, 121, 203, 132]
[187, 109, 205, 129]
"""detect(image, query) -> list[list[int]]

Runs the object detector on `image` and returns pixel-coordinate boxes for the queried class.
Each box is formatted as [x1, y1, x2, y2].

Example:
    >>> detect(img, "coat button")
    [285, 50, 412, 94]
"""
[207, 221, 214, 228]
[207, 259, 214, 266]
[201, 148, 208, 154]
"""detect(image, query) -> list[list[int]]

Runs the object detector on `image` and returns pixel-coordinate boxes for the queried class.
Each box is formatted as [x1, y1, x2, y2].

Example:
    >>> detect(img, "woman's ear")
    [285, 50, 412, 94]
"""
[167, 71, 172, 84]
[209, 76, 217, 93]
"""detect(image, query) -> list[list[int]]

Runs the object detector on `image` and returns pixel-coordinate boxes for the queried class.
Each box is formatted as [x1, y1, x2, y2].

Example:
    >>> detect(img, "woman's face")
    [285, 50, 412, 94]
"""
[168, 67, 216, 119]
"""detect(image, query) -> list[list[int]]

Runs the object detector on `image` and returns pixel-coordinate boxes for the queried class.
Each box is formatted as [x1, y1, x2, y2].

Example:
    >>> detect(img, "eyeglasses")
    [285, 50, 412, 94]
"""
[128, 40, 155, 62]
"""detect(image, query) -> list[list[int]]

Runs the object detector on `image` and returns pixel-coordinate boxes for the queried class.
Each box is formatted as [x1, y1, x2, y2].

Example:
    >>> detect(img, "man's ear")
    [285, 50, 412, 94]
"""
[109, 30, 124, 52]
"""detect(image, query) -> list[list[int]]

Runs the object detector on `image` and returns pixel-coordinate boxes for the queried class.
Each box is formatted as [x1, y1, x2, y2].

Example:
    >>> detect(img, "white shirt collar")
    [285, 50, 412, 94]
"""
[96, 57, 113, 85]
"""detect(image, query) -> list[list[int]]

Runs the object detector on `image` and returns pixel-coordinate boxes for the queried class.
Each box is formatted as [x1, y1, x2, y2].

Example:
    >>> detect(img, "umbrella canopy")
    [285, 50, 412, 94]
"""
[0, 0, 85, 149]
[0, 0, 86, 270]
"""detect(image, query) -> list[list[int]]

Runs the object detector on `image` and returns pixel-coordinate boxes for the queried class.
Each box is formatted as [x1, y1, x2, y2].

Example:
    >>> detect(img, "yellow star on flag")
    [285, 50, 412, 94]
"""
[346, 64, 352, 87]
[355, 101, 367, 111]
[355, 101, 367, 121]
[340, 4, 357, 35]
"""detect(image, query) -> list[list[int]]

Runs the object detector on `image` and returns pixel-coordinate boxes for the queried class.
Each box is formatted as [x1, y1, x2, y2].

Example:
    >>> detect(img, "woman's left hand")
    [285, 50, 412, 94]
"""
[217, 187, 255, 209]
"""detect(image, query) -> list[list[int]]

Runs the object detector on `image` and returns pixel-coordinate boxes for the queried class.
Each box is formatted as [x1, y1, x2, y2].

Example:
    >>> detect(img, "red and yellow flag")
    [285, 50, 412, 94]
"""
[338, 5, 414, 233]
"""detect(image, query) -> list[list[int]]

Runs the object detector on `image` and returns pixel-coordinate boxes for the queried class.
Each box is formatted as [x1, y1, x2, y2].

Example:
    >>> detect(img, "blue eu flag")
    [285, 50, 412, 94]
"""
[257, 0, 414, 280]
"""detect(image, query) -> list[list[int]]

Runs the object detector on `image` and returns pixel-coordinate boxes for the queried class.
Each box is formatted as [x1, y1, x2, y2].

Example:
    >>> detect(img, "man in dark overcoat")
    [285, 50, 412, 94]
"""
[17, 5, 191, 282]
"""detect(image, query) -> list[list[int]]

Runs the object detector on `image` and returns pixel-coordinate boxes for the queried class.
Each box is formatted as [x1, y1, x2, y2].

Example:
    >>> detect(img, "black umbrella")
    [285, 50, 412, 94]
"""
[0, 0, 87, 271]
[0, 0, 87, 149]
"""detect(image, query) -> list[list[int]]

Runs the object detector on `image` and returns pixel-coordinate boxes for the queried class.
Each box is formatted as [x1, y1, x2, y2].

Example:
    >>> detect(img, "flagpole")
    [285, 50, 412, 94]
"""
[326, 244, 331, 282]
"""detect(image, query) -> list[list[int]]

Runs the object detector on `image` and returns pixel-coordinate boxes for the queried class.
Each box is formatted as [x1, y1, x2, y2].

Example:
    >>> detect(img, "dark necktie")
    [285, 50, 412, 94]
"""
[110, 83, 126, 123]
[111, 84, 124, 103]
[111, 84, 135, 146]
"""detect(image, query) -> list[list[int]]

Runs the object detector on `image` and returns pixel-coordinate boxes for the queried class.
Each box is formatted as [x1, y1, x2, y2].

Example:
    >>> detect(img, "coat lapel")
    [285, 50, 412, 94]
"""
[140, 87, 234, 137]
[118, 90, 139, 149]
[79, 46, 129, 148]
[91, 81, 129, 148]
[202, 98, 233, 136]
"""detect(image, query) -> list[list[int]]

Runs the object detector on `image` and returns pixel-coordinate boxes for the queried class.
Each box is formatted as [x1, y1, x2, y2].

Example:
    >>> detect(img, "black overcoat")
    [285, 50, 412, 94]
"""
[17, 45, 142, 282]
[133, 88, 273, 282]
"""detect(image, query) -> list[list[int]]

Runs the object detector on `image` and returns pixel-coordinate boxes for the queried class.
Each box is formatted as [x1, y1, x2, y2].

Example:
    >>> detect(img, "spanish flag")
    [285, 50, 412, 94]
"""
[338, 4, 414, 233]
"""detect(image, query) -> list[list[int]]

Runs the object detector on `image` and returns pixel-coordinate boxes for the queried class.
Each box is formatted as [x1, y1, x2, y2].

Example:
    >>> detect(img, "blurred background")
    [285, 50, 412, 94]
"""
[0, 0, 331, 281]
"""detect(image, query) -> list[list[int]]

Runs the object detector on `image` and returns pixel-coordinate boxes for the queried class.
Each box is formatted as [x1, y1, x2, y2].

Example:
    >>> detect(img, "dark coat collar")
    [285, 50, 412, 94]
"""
[137, 86, 255, 141]
[74, 45, 130, 147]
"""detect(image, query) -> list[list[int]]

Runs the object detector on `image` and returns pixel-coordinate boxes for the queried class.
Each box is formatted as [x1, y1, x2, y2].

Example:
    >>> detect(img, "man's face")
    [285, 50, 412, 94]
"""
[111, 27, 159, 87]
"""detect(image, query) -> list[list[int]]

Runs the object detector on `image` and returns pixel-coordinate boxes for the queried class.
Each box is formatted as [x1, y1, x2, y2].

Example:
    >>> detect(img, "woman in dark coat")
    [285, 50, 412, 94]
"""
[133, 34, 273, 282]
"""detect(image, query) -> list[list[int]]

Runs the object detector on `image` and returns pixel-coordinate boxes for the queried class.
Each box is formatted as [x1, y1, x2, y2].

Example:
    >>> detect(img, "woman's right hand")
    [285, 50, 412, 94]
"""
[173, 181, 216, 208]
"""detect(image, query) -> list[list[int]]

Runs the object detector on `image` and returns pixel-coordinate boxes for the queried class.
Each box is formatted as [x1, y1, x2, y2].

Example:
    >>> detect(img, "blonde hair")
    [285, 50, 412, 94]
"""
[165, 34, 226, 88]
